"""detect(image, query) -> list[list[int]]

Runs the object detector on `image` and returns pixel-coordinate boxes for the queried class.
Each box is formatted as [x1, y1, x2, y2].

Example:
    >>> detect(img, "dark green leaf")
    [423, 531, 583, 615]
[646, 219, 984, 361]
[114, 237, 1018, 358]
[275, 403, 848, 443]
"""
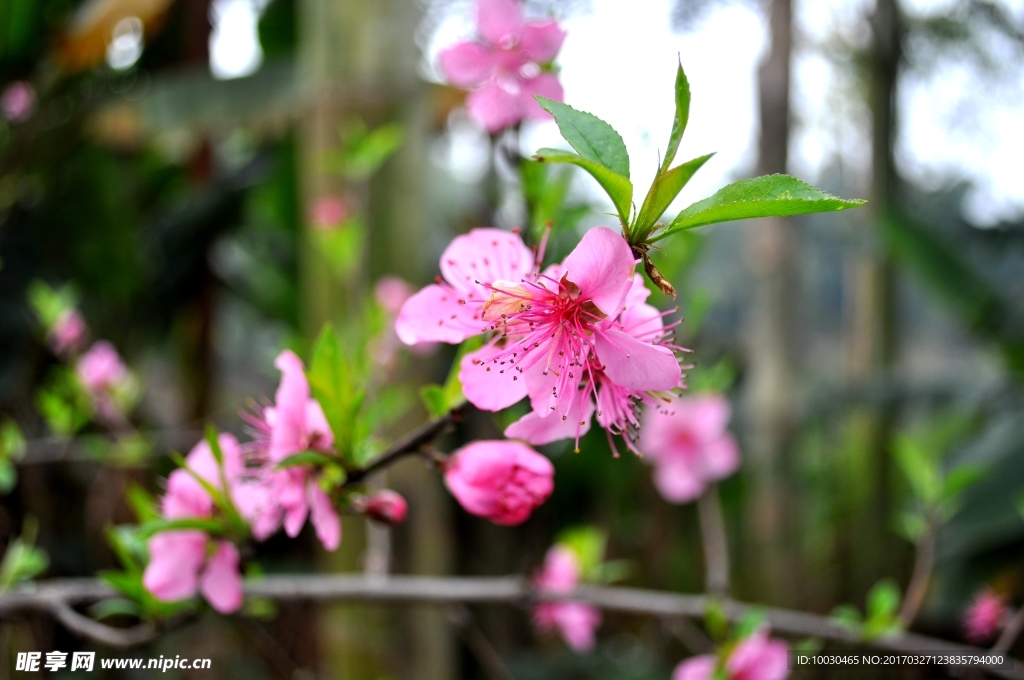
[655, 174, 866, 239]
[276, 451, 337, 469]
[662, 62, 692, 172]
[536, 97, 630, 177]
[307, 324, 366, 463]
[534, 148, 633, 225]
[89, 598, 141, 621]
[635, 153, 714, 237]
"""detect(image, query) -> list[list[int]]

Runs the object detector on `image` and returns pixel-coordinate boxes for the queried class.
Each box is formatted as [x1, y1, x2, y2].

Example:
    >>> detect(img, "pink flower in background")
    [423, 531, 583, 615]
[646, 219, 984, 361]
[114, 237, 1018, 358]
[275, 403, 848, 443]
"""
[363, 490, 409, 525]
[673, 628, 789, 680]
[249, 350, 341, 550]
[309, 195, 349, 230]
[533, 545, 602, 652]
[444, 440, 554, 525]
[396, 227, 535, 345]
[639, 394, 739, 503]
[1, 81, 35, 122]
[76, 341, 129, 393]
[374, 276, 414, 315]
[964, 589, 1007, 643]
[143, 434, 253, 613]
[48, 309, 87, 356]
[438, 0, 566, 132]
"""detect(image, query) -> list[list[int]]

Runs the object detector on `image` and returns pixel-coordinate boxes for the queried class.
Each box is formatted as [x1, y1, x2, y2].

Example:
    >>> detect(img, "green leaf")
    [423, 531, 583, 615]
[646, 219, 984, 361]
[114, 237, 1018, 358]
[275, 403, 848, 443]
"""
[942, 463, 985, 501]
[534, 148, 633, 225]
[634, 153, 714, 238]
[556, 526, 607, 582]
[0, 418, 26, 462]
[536, 97, 630, 177]
[276, 451, 338, 469]
[89, 598, 142, 621]
[124, 482, 160, 523]
[829, 604, 863, 631]
[866, 579, 901, 621]
[0, 462, 16, 495]
[894, 433, 940, 503]
[307, 324, 366, 463]
[137, 517, 226, 539]
[419, 385, 448, 419]
[662, 62, 692, 172]
[654, 175, 866, 240]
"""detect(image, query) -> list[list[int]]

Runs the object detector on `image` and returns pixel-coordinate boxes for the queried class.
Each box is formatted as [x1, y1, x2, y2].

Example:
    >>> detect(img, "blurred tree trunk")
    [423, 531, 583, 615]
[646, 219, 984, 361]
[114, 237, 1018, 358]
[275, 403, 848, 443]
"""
[297, 1, 452, 679]
[744, 0, 795, 605]
[839, 0, 902, 598]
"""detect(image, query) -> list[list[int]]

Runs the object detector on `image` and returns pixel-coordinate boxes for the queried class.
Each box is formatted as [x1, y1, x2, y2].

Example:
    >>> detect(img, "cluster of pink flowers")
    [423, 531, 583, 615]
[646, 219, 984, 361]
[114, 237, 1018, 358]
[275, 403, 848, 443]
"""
[438, 0, 566, 132]
[75, 340, 137, 425]
[533, 544, 601, 651]
[674, 628, 789, 680]
[396, 227, 683, 456]
[964, 588, 1008, 643]
[640, 394, 740, 503]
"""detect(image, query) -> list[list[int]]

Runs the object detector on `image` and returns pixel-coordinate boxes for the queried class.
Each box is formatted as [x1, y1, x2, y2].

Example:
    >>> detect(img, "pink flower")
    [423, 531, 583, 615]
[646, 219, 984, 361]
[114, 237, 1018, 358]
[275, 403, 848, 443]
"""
[1, 81, 35, 122]
[639, 394, 740, 503]
[673, 629, 789, 680]
[309, 195, 350, 230]
[444, 440, 554, 525]
[533, 545, 602, 652]
[143, 434, 254, 613]
[374, 276, 414, 315]
[76, 341, 129, 393]
[363, 490, 409, 525]
[438, 0, 566, 132]
[964, 589, 1007, 643]
[249, 350, 341, 550]
[48, 309, 87, 356]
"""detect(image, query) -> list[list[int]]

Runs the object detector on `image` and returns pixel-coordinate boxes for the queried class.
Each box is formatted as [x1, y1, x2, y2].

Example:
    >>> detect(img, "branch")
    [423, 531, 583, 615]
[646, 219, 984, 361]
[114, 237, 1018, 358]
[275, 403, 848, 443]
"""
[1, 576, 1020, 678]
[899, 513, 938, 627]
[995, 606, 1024, 654]
[345, 409, 461, 485]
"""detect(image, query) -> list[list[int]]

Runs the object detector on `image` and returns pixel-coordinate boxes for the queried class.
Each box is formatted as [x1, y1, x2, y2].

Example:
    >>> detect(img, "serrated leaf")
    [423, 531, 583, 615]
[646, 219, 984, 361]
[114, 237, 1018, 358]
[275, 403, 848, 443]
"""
[534, 148, 633, 225]
[662, 62, 692, 172]
[307, 324, 365, 463]
[634, 153, 714, 238]
[276, 451, 337, 469]
[654, 174, 866, 239]
[536, 97, 630, 177]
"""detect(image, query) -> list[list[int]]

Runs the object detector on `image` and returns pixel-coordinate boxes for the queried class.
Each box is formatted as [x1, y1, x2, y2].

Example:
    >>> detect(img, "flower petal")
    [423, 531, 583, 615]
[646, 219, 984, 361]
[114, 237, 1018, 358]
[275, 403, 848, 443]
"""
[505, 394, 594, 446]
[594, 328, 680, 391]
[467, 81, 522, 132]
[477, 0, 523, 46]
[519, 72, 564, 121]
[653, 459, 705, 504]
[440, 227, 535, 298]
[673, 656, 716, 680]
[270, 350, 310, 460]
[701, 434, 740, 481]
[689, 394, 732, 444]
[562, 228, 635, 317]
[199, 541, 244, 613]
[308, 482, 341, 551]
[142, 531, 206, 602]
[552, 601, 602, 652]
[518, 21, 566, 63]
[439, 41, 497, 88]
[459, 343, 529, 411]
[396, 283, 485, 345]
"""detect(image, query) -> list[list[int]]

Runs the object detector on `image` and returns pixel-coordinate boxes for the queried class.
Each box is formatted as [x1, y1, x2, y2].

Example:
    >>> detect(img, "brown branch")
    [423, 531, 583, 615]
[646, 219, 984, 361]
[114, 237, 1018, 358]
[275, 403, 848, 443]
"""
[899, 514, 938, 627]
[345, 408, 461, 485]
[1, 575, 1020, 678]
[995, 607, 1024, 654]
[696, 485, 730, 597]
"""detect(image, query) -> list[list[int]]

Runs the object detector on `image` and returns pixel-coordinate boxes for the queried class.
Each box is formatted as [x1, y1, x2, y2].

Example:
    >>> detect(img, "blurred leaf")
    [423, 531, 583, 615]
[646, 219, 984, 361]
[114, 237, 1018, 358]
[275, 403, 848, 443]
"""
[27, 280, 77, 330]
[635, 153, 713, 238]
[556, 526, 607, 581]
[88, 598, 141, 621]
[734, 607, 767, 640]
[136, 517, 227, 539]
[106, 525, 146, 573]
[308, 324, 367, 464]
[332, 120, 405, 180]
[894, 433, 940, 503]
[521, 161, 589, 243]
[315, 218, 366, 277]
[536, 97, 630, 178]
[534, 148, 633, 225]
[593, 559, 632, 584]
[0, 517, 48, 591]
[419, 385, 448, 419]
[654, 175, 865, 239]
[688, 358, 736, 394]
[942, 463, 986, 502]
[125, 483, 159, 523]
[418, 336, 483, 418]
[661, 61, 692, 172]
[276, 450, 337, 469]
[0, 462, 16, 495]
[866, 579, 900, 620]
[829, 604, 863, 631]
[895, 510, 926, 543]
[704, 599, 729, 642]
[35, 367, 91, 435]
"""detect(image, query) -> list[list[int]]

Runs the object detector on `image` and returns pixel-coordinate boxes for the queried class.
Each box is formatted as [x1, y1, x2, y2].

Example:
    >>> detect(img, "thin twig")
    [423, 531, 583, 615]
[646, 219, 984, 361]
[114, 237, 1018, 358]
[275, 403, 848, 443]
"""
[445, 604, 515, 680]
[1, 576, 1020, 678]
[995, 607, 1024, 653]
[697, 485, 730, 597]
[345, 409, 462, 485]
[45, 600, 157, 648]
[899, 513, 938, 627]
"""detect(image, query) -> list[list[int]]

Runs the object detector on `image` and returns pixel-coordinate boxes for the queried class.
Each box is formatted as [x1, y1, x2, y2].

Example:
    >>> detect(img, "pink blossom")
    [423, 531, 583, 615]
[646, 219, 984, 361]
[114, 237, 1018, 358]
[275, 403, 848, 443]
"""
[533, 545, 602, 652]
[374, 276, 414, 315]
[438, 0, 566, 132]
[76, 341, 128, 392]
[444, 440, 554, 525]
[673, 629, 789, 680]
[1, 81, 35, 122]
[249, 350, 341, 550]
[964, 589, 1007, 643]
[309, 195, 349, 230]
[48, 309, 87, 356]
[143, 434, 254, 613]
[363, 490, 409, 525]
[639, 394, 740, 503]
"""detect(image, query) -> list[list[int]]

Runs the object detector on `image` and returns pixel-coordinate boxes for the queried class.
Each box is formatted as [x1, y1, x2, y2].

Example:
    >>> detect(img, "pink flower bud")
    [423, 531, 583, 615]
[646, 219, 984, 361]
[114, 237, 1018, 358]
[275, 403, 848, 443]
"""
[1, 81, 35, 122]
[49, 309, 88, 356]
[364, 490, 408, 525]
[76, 341, 129, 393]
[444, 440, 554, 526]
[309, 195, 349, 230]
[965, 589, 1007, 643]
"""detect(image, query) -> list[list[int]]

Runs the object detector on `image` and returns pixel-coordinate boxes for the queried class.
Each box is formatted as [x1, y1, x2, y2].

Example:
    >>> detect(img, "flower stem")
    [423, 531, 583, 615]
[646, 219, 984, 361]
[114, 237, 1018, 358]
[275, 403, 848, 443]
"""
[697, 485, 730, 597]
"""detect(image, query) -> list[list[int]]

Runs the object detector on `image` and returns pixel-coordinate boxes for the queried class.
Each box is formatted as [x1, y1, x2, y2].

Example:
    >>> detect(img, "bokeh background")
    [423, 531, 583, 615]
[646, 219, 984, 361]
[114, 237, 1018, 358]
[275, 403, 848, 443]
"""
[0, 0, 1023, 677]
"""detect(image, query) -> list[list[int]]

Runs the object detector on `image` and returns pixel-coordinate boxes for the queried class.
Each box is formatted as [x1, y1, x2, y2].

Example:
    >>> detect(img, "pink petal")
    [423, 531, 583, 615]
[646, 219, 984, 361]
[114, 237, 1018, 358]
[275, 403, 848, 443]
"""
[308, 482, 341, 551]
[504, 395, 594, 446]
[199, 541, 244, 613]
[270, 350, 310, 460]
[673, 656, 716, 680]
[466, 81, 522, 132]
[518, 21, 566, 63]
[142, 531, 207, 602]
[653, 459, 705, 504]
[305, 399, 334, 450]
[396, 283, 486, 345]
[440, 227, 535, 294]
[594, 328, 681, 391]
[477, 0, 523, 46]
[701, 435, 740, 481]
[439, 42, 497, 88]
[690, 394, 732, 444]
[727, 631, 789, 680]
[561, 228, 636, 317]
[460, 343, 530, 411]
[553, 602, 602, 652]
[518, 72, 564, 121]
[534, 545, 580, 592]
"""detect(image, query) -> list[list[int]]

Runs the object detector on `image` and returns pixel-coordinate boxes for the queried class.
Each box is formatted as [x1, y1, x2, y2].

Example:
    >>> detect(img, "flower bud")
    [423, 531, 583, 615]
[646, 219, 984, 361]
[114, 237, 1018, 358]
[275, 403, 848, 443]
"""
[444, 440, 554, 526]
[364, 490, 408, 525]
